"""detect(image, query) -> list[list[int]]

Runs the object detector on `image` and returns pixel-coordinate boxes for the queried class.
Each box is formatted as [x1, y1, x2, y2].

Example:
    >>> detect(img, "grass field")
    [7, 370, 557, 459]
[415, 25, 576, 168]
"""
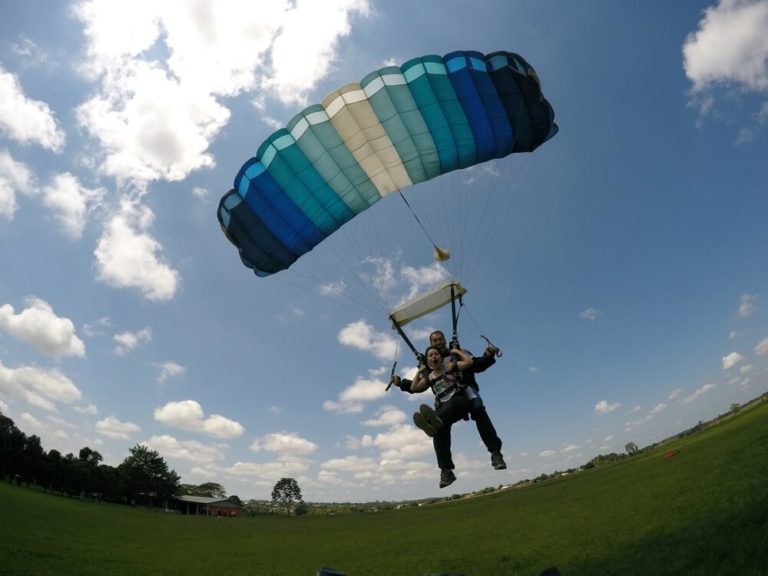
[1, 400, 767, 576]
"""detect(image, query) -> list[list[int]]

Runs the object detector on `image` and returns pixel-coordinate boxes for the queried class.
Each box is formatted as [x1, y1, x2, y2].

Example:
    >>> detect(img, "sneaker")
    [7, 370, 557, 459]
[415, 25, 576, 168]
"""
[413, 404, 443, 437]
[439, 468, 456, 488]
[413, 412, 437, 437]
[419, 404, 444, 431]
[491, 451, 507, 470]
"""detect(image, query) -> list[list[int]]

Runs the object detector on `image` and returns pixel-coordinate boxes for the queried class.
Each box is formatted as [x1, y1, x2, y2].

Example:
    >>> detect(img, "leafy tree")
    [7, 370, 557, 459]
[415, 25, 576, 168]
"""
[625, 441, 639, 455]
[118, 444, 180, 505]
[180, 482, 226, 498]
[21, 435, 45, 485]
[0, 412, 26, 480]
[271, 477, 303, 514]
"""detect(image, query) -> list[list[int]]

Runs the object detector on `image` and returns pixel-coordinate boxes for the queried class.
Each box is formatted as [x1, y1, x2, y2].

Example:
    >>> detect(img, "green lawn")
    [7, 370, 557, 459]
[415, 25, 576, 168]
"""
[2, 400, 767, 576]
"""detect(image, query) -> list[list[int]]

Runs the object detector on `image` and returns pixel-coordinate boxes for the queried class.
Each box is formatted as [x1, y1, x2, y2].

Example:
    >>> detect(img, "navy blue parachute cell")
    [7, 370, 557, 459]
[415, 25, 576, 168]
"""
[218, 50, 558, 276]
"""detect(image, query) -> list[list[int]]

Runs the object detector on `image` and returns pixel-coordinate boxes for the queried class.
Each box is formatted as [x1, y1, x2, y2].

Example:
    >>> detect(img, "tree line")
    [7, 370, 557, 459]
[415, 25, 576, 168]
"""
[0, 411, 180, 506]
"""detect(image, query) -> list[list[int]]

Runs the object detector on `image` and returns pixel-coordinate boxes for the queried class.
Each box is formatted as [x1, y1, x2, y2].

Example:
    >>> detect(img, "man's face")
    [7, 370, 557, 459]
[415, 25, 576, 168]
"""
[430, 331, 446, 351]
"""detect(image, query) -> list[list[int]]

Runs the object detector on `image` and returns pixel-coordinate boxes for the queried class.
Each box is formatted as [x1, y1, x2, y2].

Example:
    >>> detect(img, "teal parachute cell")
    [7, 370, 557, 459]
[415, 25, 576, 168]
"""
[218, 49, 558, 277]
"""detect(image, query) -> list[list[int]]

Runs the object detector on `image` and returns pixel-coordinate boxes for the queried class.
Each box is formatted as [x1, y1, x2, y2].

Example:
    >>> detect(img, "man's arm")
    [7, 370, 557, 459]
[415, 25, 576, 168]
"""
[471, 346, 498, 374]
[390, 375, 415, 394]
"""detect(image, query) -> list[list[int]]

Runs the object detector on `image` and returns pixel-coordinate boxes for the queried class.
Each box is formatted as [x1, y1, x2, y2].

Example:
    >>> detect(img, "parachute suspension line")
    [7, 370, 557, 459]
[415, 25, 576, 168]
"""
[397, 189, 450, 262]
[461, 301, 501, 356]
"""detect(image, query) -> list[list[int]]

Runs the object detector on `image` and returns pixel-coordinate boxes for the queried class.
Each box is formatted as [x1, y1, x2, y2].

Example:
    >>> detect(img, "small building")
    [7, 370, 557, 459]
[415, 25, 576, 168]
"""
[174, 495, 243, 517]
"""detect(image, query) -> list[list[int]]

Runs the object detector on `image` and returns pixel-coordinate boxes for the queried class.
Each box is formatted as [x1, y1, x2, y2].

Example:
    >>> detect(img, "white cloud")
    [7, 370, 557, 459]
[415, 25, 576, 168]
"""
[74, 403, 98, 415]
[682, 383, 717, 404]
[75, 63, 229, 183]
[338, 320, 397, 361]
[399, 262, 450, 302]
[112, 327, 152, 356]
[738, 293, 758, 318]
[323, 375, 389, 414]
[684, 0, 768, 93]
[41, 173, 106, 239]
[72, 0, 370, 185]
[0, 359, 82, 412]
[579, 307, 602, 321]
[0, 149, 35, 219]
[722, 351, 745, 370]
[595, 400, 621, 415]
[250, 432, 318, 457]
[95, 415, 140, 439]
[668, 388, 683, 401]
[361, 405, 407, 427]
[143, 434, 224, 465]
[319, 280, 347, 297]
[0, 297, 86, 359]
[95, 199, 180, 301]
[266, 0, 371, 104]
[755, 337, 768, 355]
[0, 66, 65, 151]
[156, 361, 186, 383]
[227, 458, 310, 481]
[539, 450, 556, 459]
[360, 425, 432, 460]
[154, 400, 244, 439]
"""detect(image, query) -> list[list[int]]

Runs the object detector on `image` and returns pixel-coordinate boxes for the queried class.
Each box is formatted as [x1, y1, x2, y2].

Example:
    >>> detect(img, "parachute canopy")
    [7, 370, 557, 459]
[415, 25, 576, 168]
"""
[218, 49, 558, 277]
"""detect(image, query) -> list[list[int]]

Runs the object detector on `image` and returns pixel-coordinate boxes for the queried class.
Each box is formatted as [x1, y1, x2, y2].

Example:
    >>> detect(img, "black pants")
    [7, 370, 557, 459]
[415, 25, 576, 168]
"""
[433, 394, 502, 470]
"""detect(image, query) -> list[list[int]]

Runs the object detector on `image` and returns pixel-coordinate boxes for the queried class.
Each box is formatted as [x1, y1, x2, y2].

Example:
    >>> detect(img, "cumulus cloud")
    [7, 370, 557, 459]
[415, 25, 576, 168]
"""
[738, 293, 758, 317]
[755, 337, 768, 355]
[0, 360, 82, 412]
[41, 173, 106, 239]
[595, 400, 621, 415]
[0, 297, 85, 359]
[684, 0, 768, 93]
[683, 0, 768, 126]
[250, 432, 318, 457]
[73, 0, 370, 185]
[0, 149, 35, 219]
[155, 361, 186, 383]
[112, 326, 152, 356]
[722, 351, 745, 370]
[359, 424, 432, 460]
[143, 434, 224, 465]
[683, 383, 717, 404]
[579, 307, 602, 321]
[338, 320, 398, 361]
[154, 400, 244, 439]
[0, 65, 65, 151]
[323, 374, 389, 414]
[399, 262, 450, 302]
[94, 200, 180, 301]
[361, 405, 407, 427]
[95, 415, 140, 439]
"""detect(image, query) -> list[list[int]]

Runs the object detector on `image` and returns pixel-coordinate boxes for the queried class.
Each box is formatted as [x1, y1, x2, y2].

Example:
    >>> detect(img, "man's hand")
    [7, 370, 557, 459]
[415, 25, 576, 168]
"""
[484, 345, 499, 358]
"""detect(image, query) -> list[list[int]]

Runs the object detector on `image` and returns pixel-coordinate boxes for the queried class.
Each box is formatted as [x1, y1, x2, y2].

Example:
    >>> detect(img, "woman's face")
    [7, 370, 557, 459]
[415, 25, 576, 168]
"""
[427, 348, 442, 368]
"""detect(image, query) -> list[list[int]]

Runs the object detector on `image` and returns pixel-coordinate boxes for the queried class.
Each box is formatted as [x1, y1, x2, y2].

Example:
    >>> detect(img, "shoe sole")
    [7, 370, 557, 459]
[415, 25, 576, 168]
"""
[439, 473, 456, 488]
[419, 404, 444, 431]
[413, 412, 436, 437]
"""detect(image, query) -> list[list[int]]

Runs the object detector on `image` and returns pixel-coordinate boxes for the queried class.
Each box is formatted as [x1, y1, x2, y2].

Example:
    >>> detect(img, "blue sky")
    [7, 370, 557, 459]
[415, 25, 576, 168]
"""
[1, 0, 766, 503]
